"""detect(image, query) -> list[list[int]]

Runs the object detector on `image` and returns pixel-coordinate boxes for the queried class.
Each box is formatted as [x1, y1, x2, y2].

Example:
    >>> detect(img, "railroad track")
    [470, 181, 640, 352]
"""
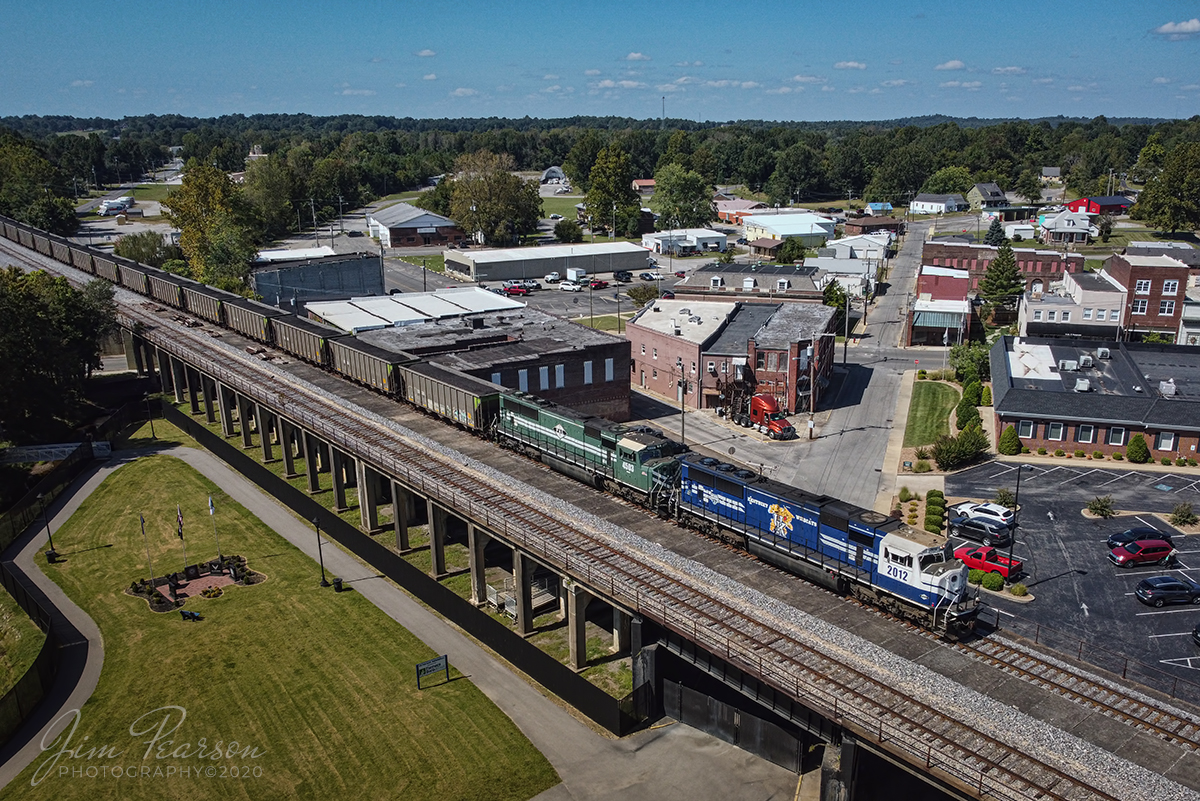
[7, 239, 1188, 801]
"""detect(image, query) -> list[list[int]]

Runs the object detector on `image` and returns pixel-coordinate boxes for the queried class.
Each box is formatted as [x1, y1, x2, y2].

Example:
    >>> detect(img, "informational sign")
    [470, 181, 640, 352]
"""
[416, 655, 450, 689]
[417, 227, 438, 234]
[808, 419, 815, 429]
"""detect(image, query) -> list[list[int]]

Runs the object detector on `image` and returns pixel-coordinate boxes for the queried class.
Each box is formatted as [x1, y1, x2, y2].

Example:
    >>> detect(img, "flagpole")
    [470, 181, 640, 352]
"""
[141, 514, 155, 582]
[177, 505, 187, 571]
[209, 496, 221, 559]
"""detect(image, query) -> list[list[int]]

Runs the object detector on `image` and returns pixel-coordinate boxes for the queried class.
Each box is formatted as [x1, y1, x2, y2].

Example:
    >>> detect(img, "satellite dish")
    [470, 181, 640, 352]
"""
[728, 447, 736, 455]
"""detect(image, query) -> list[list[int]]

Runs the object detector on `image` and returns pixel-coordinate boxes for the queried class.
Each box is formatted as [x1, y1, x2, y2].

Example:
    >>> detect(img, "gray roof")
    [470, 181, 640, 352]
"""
[914, 193, 967, 205]
[1041, 167, 1061, 178]
[972, 183, 1006, 201]
[369, 202, 455, 229]
[706, 303, 780, 356]
[1068, 272, 1122, 293]
[755, 303, 836, 350]
[357, 307, 618, 357]
[1126, 241, 1200, 267]
[992, 337, 1200, 431]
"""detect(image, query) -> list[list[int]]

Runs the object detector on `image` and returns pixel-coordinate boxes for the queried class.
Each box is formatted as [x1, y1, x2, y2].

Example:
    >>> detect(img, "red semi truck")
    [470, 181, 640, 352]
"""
[730, 393, 797, 440]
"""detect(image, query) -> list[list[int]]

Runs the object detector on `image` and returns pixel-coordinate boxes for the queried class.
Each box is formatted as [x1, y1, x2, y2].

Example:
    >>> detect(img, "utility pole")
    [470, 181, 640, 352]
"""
[809, 334, 817, 439]
[338, 195, 345, 233]
[310, 199, 318, 241]
[843, 291, 850, 365]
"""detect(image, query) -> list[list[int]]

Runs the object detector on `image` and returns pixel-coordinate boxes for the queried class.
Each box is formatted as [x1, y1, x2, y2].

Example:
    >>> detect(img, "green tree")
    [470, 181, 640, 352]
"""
[962, 380, 982, 406]
[1133, 133, 1167, 183]
[774, 238, 807, 265]
[563, 130, 605, 192]
[1015, 170, 1043, 205]
[1126, 434, 1151, 463]
[955, 400, 981, 431]
[25, 196, 78, 236]
[949, 342, 991, 382]
[584, 144, 640, 236]
[977, 244, 1023, 309]
[998, 425, 1022, 455]
[413, 179, 454, 217]
[653, 163, 714, 230]
[1133, 142, 1200, 234]
[1097, 214, 1113, 243]
[822, 279, 846, 311]
[983, 218, 1006, 246]
[920, 166, 973, 196]
[161, 163, 257, 287]
[449, 150, 543, 246]
[554, 219, 583, 243]
[114, 231, 181, 268]
[625, 284, 659, 308]
[242, 155, 296, 239]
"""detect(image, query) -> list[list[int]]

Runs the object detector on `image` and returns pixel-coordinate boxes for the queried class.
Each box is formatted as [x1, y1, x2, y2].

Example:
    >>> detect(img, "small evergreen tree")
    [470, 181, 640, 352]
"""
[983, 217, 1006, 246]
[962, 380, 982, 406]
[977, 244, 1024, 310]
[956, 401, 981, 431]
[998, 425, 1022, 455]
[981, 385, 992, 406]
[1126, 433, 1151, 463]
[554, 219, 583, 243]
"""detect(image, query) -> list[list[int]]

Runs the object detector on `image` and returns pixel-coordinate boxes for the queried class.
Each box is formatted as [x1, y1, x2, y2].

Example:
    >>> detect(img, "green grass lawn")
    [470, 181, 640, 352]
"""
[572, 313, 634, 332]
[903, 381, 960, 448]
[5, 454, 557, 801]
[128, 184, 174, 204]
[539, 196, 584, 220]
[0, 586, 45, 699]
[397, 254, 446, 274]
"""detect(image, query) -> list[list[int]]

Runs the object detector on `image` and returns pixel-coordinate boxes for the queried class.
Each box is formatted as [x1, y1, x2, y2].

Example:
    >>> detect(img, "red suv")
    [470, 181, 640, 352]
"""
[1109, 538, 1176, 568]
[502, 285, 530, 296]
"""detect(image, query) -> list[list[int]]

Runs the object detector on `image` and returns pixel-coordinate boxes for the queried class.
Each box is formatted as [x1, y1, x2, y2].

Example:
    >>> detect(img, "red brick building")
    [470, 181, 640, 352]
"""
[907, 266, 972, 346]
[921, 241, 1085, 294]
[1100, 253, 1190, 339]
[1065, 196, 1133, 215]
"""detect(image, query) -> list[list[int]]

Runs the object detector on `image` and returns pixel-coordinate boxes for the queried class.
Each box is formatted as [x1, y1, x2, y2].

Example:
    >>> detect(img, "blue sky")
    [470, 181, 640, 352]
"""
[2, 1, 1198, 121]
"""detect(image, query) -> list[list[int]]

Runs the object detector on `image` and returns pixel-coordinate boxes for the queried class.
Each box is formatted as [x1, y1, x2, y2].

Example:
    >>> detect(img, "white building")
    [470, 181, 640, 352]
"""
[741, 213, 836, 246]
[1039, 210, 1096, 245]
[910, 194, 969, 214]
[641, 228, 727, 255]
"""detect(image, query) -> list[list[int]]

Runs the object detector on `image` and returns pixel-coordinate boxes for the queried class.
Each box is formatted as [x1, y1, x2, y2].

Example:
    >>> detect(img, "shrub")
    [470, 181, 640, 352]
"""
[997, 425, 1022, 456]
[1021, 446, 1031, 453]
[914, 460, 932, 473]
[980, 386, 992, 406]
[924, 521, 942, 534]
[1170, 503, 1199, 527]
[993, 488, 1016, 508]
[926, 497, 946, 510]
[1075, 450, 1085, 458]
[1093, 451, 1104, 460]
[1177, 458, 1188, 467]
[914, 447, 930, 460]
[1190, 458, 1198, 467]
[924, 510, 944, 526]
[906, 515, 918, 525]
[898, 486, 913, 503]
[1126, 434, 1151, 463]
[917, 370, 927, 380]
[1112, 452, 1124, 460]
[981, 572, 1005, 591]
[962, 380, 982, 407]
[1009, 583, 1028, 597]
[1087, 495, 1116, 519]
[956, 400, 981, 431]
[932, 425, 989, 471]
[1037, 447, 1047, 455]
[968, 569, 984, 585]
[553, 219, 584, 243]
[926, 489, 944, 500]
[1162, 457, 1173, 465]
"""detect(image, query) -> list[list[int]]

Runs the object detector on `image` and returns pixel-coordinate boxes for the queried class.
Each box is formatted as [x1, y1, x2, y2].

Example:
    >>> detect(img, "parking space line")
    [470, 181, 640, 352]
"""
[1098, 473, 1138, 487]
[1036, 466, 1077, 479]
[1057, 468, 1105, 486]
[1135, 607, 1200, 616]
[1175, 481, 1200, 494]
[1160, 657, 1200, 671]
[1149, 631, 1193, 638]
[1134, 515, 1161, 528]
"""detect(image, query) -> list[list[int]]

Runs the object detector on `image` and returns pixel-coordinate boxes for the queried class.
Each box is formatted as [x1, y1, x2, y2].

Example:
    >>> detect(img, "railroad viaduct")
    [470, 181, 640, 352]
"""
[4, 233, 1199, 801]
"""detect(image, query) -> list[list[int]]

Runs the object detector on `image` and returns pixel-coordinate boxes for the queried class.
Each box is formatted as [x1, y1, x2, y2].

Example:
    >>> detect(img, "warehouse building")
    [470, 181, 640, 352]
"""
[251, 248, 384, 310]
[367, 202, 465, 248]
[444, 241, 651, 283]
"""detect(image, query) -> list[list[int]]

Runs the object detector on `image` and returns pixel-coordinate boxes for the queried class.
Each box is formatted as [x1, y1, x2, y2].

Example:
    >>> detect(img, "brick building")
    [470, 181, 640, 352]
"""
[921, 241, 1085, 294]
[1099, 253, 1191, 340]
[908, 266, 971, 346]
[627, 300, 736, 409]
[367, 202, 465, 248]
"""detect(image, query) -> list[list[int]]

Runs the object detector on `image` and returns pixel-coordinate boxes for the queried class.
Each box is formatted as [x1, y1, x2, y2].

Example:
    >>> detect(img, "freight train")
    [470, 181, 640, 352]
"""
[0, 216, 980, 635]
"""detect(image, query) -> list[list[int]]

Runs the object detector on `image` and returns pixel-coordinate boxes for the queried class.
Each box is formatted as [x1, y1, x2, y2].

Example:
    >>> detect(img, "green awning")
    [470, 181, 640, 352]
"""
[912, 311, 965, 328]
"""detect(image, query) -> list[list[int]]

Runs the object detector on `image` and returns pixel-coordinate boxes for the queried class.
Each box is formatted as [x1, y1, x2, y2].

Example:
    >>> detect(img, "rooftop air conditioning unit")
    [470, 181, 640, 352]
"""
[1160, 379, 1177, 396]
[1058, 359, 1079, 371]
[1097, 347, 1111, 359]
[1074, 378, 1091, 392]
[1079, 354, 1094, 368]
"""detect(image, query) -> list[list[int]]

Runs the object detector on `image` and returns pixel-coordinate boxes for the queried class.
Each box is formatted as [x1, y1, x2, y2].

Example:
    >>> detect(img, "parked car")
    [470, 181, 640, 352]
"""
[948, 516, 1012, 548]
[502, 285, 530, 296]
[1107, 527, 1172, 550]
[1192, 621, 1200, 647]
[660, 290, 676, 300]
[554, 187, 571, 194]
[613, 270, 633, 283]
[736, 237, 747, 245]
[953, 546, 1023, 581]
[516, 280, 542, 291]
[559, 281, 584, 292]
[949, 501, 1015, 528]
[544, 272, 561, 283]
[1109, 539, 1176, 568]
[589, 279, 609, 290]
[674, 270, 686, 278]
[639, 272, 656, 281]
[549, 213, 563, 220]
[1135, 576, 1200, 607]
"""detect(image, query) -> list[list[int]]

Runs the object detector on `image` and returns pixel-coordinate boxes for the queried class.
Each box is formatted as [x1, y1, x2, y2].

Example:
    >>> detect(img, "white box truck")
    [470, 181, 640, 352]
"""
[566, 267, 587, 283]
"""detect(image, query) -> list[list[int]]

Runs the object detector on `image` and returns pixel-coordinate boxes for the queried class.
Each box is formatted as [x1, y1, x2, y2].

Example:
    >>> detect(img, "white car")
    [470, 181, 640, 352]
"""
[544, 272, 561, 283]
[646, 272, 665, 281]
[559, 281, 584, 292]
[949, 501, 1015, 528]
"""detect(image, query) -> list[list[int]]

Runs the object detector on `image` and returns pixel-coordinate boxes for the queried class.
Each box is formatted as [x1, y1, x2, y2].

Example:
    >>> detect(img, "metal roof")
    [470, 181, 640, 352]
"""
[368, 201, 455, 229]
[348, 297, 429, 326]
[706, 303, 780, 356]
[305, 302, 393, 333]
[754, 303, 836, 350]
[454, 241, 648, 265]
[433, 286, 526, 313]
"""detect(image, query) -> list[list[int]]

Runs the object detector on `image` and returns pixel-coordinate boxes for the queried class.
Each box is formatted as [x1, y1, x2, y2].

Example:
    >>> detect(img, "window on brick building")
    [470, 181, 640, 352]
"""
[555, 364, 564, 388]
[518, 369, 528, 392]
[1132, 300, 1147, 315]
[1156, 432, 1175, 451]
[1107, 427, 1125, 446]
[539, 366, 549, 390]
[605, 358, 613, 382]
[1160, 300, 1176, 316]
[1018, 420, 1034, 438]
[1164, 280, 1179, 296]
[756, 352, 765, 369]
[584, 361, 593, 384]
[1135, 279, 1151, 294]
[1076, 424, 1094, 444]
[1047, 422, 1064, 441]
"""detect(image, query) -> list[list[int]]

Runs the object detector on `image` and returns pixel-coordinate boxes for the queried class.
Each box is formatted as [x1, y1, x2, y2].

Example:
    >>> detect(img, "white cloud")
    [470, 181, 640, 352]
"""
[626, 52, 651, 61]
[341, 88, 375, 96]
[791, 74, 826, 84]
[1067, 85, 1086, 92]
[1153, 77, 1171, 84]
[584, 69, 601, 76]
[394, 82, 407, 89]
[70, 79, 93, 87]
[765, 86, 793, 95]
[595, 79, 646, 89]
[821, 85, 835, 92]
[657, 84, 683, 93]
[416, 49, 436, 57]
[847, 86, 866, 94]
[423, 73, 437, 81]
[741, 81, 760, 89]
[940, 80, 981, 90]
[881, 79, 910, 87]
[1153, 18, 1200, 39]
[1181, 84, 1200, 91]
[1032, 77, 1054, 84]
[834, 61, 866, 70]
[451, 87, 478, 97]
[992, 66, 1026, 75]
[934, 60, 964, 71]
[674, 76, 700, 85]
[543, 74, 559, 80]
[674, 60, 703, 67]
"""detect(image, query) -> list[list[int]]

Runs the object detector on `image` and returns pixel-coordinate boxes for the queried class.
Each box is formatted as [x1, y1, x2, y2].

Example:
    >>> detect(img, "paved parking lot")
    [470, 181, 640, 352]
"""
[947, 461, 1200, 687]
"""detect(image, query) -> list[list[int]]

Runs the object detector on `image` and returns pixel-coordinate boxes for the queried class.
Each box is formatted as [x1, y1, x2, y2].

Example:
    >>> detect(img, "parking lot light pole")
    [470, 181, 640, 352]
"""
[37, 493, 57, 562]
[314, 517, 330, 587]
[1008, 464, 1029, 580]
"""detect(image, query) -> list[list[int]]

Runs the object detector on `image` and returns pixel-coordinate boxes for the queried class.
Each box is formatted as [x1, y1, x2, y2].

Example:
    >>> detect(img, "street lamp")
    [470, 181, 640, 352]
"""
[145, 393, 156, 439]
[37, 493, 57, 562]
[421, 256, 427, 293]
[314, 517, 330, 587]
[614, 291, 622, 334]
[1007, 463, 1030, 580]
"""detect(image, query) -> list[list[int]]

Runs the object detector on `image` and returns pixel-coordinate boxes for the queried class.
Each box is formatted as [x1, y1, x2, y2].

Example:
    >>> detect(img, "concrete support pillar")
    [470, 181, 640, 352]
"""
[427, 500, 447, 578]
[185, 367, 200, 414]
[170, 357, 186, 404]
[825, 733, 859, 801]
[317, 442, 330, 474]
[392, 481, 412, 552]
[514, 551, 534, 637]
[140, 339, 156, 381]
[612, 607, 631, 652]
[216, 384, 236, 438]
[356, 460, 379, 531]
[467, 524, 489, 606]
[122, 329, 138, 372]
[280, 420, 298, 478]
[303, 432, 321, 493]
[155, 348, 172, 394]
[330, 450, 348, 512]
[236, 395, 253, 447]
[201, 376, 216, 424]
[257, 405, 273, 462]
[565, 580, 592, 670]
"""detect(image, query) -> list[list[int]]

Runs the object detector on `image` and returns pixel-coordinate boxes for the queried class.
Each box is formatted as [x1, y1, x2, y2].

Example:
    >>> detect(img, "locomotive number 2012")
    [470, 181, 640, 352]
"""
[885, 564, 909, 582]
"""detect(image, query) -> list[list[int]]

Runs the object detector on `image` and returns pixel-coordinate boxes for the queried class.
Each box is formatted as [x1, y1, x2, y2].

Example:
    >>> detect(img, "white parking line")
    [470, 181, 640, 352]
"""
[1058, 469, 1107, 486]
[1175, 481, 1200, 494]
[1036, 466, 1078, 479]
[1137, 607, 1200, 616]
[1161, 657, 1200, 670]
[1134, 515, 1161, 528]
[1149, 631, 1194, 638]
[1098, 472, 1138, 487]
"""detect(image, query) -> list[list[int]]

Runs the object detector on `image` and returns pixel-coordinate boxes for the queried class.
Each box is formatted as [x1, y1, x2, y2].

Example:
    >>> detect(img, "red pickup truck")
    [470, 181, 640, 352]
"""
[954, 545, 1023, 581]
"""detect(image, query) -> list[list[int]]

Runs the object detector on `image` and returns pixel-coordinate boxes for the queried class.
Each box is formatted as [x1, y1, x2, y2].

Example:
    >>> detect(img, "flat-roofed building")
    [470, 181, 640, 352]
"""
[444, 241, 651, 282]
[251, 249, 384, 310]
[742, 212, 836, 247]
[641, 228, 727, 255]
[1018, 271, 1125, 339]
